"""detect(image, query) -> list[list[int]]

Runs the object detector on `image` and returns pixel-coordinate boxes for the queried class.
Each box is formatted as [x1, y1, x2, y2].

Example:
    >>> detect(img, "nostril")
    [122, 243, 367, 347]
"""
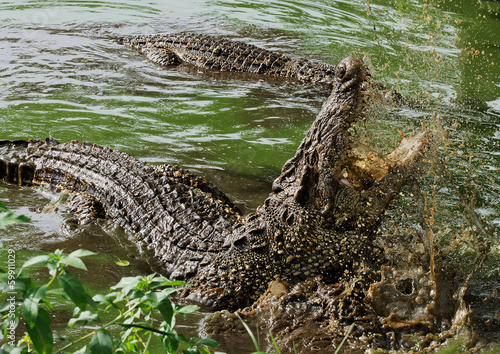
[336, 63, 346, 79]
[396, 278, 415, 295]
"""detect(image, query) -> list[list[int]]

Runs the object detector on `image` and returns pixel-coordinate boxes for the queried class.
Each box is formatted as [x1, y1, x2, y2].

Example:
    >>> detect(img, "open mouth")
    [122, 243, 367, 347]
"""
[333, 77, 432, 193]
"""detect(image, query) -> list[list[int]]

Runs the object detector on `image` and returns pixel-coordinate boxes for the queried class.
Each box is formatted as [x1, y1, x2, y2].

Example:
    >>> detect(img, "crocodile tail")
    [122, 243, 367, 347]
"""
[0, 138, 241, 280]
[0, 139, 44, 186]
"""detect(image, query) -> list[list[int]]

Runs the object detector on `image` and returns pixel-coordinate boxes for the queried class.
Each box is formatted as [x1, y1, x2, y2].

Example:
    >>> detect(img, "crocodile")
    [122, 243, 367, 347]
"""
[118, 32, 403, 103]
[0, 56, 430, 310]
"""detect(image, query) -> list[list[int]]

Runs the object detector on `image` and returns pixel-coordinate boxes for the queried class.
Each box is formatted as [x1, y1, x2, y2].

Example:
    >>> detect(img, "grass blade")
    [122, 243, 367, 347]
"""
[334, 323, 354, 354]
[269, 329, 281, 354]
[236, 313, 260, 352]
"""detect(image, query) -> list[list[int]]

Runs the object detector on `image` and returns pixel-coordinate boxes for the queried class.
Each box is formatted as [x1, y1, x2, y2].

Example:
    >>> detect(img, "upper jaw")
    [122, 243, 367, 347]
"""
[323, 59, 433, 231]
[330, 57, 431, 208]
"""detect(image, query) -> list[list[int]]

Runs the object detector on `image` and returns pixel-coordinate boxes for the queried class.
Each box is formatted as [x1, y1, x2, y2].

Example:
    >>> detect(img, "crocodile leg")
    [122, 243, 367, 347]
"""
[67, 193, 107, 225]
[141, 46, 182, 66]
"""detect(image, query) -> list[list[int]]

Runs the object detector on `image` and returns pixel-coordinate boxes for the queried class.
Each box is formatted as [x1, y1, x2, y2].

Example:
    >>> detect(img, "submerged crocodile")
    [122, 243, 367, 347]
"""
[0, 56, 429, 310]
[119, 32, 402, 103]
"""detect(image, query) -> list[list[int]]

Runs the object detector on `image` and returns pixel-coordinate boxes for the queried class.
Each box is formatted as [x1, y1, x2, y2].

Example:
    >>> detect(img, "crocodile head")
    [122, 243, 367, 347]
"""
[263, 55, 431, 280]
[272, 55, 368, 206]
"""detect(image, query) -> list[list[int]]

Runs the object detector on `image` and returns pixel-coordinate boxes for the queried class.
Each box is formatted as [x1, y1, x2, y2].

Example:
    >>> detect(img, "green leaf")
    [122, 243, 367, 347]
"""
[0, 343, 28, 354]
[197, 348, 212, 354]
[92, 294, 110, 304]
[269, 329, 281, 354]
[57, 271, 95, 310]
[142, 291, 160, 303]
[163, 334, 179, 353]
[237, 313, 260, 352]
[68, 310, 100, 328]
[46, 287, 67, 297]
[182, 347, 201, 354]
[72, 345, 89, 354]
[47, 262, 58, 277]
[156, 297, 174, 325]
[0, 211, 30, 229]
[59, 255, 87, 270]
[26, 308, 53, 354]
[53, 332, 66, 341]
[160, 287, 183, 298]
[1, 311, 19, 338]
[22, 285, 47, 328]
[154, 279, 186, 287]
[0, 201, 8, 212]
[13, 274, 35, 294]
[0, 298, 17, 313]
[92, 294, 120, 310]
[196, 339, 219, 348]
[68, 249, 97, 258]
[334, 322, 354, 354]
[0, 271, 34, 295]
[19, 255, 50, 273]
[111, 276, 142, 294]
[176, 304, 200, 315]
[30, 284, 47, 302]
[115, 260, 130, 267]
[89, 329, 113, 354]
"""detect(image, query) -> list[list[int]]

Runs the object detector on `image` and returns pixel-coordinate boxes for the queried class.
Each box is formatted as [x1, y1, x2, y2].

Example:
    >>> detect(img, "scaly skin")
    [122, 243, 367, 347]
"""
[0, 56, 429, 310]
[119, 33, 402, 103]
[119, 33, 337, 85]
[0, 139, 241, 279]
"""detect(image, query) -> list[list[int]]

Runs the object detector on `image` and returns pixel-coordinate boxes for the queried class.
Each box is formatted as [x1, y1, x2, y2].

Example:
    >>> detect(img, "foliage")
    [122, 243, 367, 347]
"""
[234, 314, 296, 354]
[0, 201, 30, 229]
[0, 249, 218, 354]
[236, 313, 265, 354]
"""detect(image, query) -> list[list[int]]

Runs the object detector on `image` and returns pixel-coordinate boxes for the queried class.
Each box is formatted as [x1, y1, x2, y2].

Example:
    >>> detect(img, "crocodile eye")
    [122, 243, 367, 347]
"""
[336, 63, 346, 79]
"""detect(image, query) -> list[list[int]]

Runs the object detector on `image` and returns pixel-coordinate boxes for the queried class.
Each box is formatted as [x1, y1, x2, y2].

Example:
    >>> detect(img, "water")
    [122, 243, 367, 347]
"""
[0, 0, 499, 352]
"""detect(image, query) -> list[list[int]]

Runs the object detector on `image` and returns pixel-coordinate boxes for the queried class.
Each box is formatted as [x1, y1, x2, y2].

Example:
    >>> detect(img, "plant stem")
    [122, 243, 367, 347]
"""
[429, 181, 437, 295]
[334, 323, 354, 354]
[55, 299, 142, 353]
[54, 329, 97, 353]
[142, 318, 154, 354]
[120, 323, 170, 337]
[45, 270, 62, 288]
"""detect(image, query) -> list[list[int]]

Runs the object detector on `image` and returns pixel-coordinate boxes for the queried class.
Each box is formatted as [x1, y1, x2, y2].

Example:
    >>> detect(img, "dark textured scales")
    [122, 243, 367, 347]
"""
[0, 56, 427, 310]
[119, 33, 337, 85]
[119, 33, 403, 103]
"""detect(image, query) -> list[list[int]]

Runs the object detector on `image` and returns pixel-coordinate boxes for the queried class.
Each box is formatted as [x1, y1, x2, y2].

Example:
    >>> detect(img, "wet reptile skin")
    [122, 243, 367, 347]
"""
[119, 32, 337, 85]
[119, 32, 402, 103]
[0, 56, 428, 310]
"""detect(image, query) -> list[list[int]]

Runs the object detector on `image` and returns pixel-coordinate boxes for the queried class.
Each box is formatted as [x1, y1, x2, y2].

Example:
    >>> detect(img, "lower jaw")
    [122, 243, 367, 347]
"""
[342, 129, 431, 190]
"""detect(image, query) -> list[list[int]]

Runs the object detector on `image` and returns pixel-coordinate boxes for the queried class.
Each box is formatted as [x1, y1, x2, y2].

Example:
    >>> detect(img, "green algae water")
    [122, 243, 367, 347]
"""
[0, 0, 499, 352]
